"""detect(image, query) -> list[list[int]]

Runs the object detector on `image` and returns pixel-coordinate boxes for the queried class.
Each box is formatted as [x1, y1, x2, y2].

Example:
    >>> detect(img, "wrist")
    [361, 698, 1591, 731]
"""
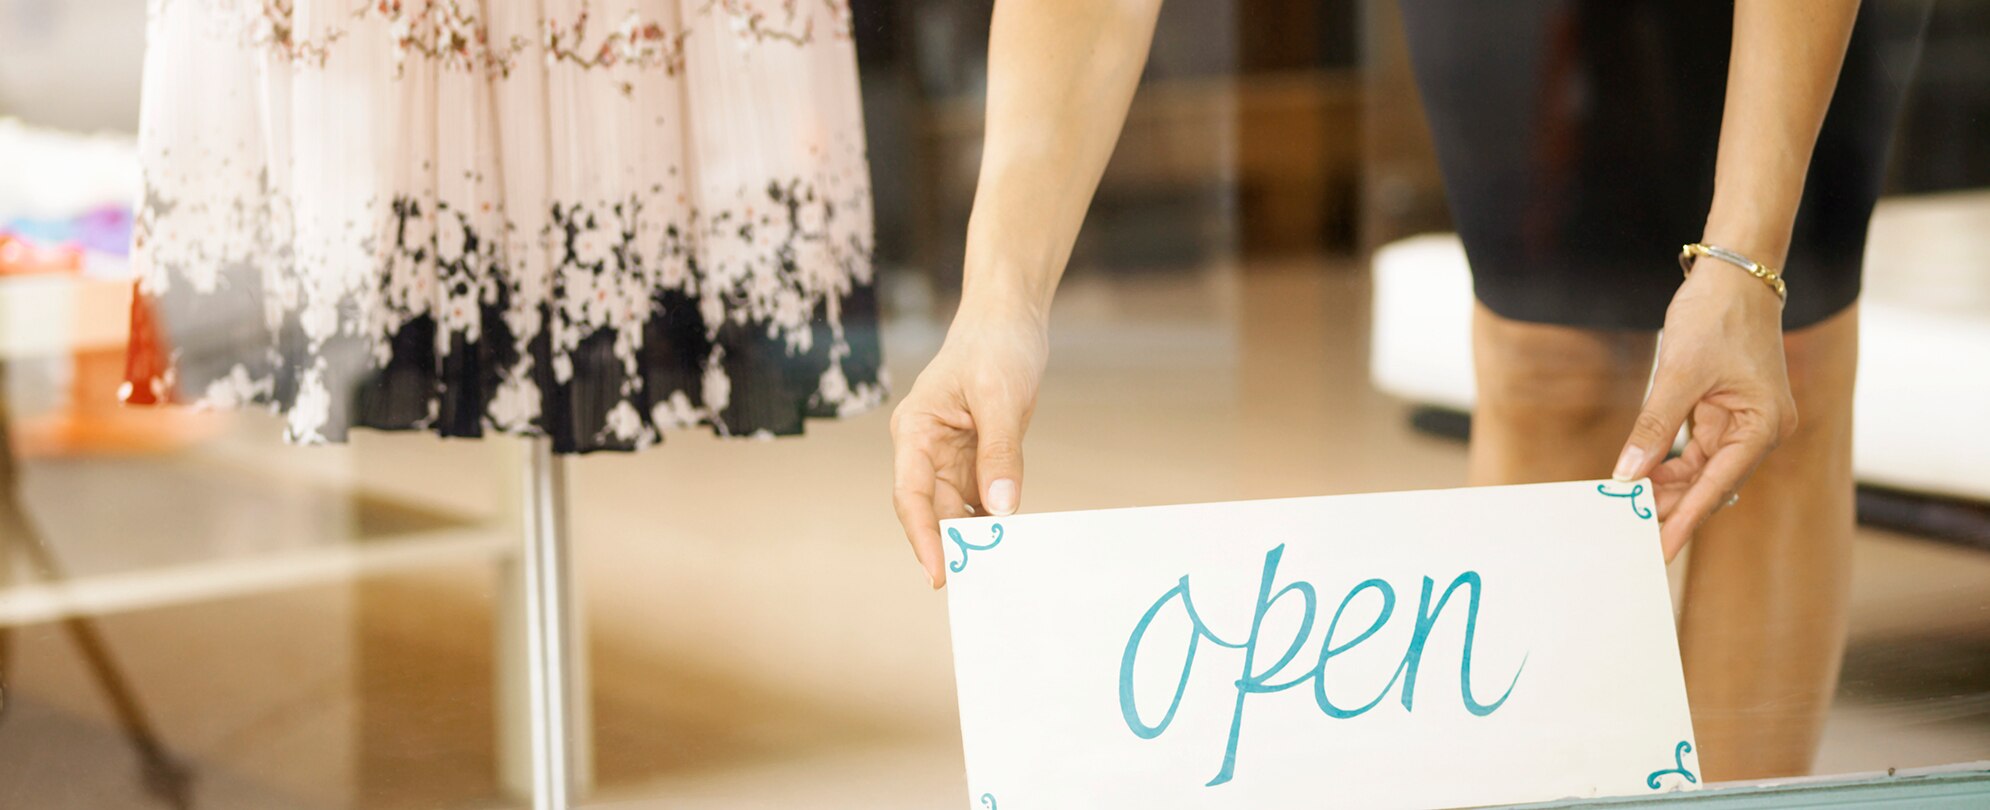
[961, 261, 1058, 323]
[955, 278, 1052, 334]
[1678, 252, 1786, 323]
[1701, 207, 1794, 272]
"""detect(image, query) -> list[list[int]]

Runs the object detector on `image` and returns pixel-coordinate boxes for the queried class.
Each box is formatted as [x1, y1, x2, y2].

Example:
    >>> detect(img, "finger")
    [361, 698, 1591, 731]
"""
[1649, 455, 1700, 523]
[891, 440, 947, 589]
[974, 408, 1028, 517]
[1650, 436, 1710, 522]
[935, 485, 975, 521]
[1658, 425, 1776, 560]
[1613, 370, 1698, 482]
[1649, 440, 1706, 486]
[1652, 404, 1727, 523]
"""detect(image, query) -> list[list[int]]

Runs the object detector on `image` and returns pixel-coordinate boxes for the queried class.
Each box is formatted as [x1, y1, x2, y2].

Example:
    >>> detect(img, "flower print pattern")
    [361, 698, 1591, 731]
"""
[543, 8, 690, 80]
[126, 0, 884, 454]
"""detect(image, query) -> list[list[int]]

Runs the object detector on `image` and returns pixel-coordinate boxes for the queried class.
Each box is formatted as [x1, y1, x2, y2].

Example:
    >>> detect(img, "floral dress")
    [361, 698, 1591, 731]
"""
[121, 0, 884, 453]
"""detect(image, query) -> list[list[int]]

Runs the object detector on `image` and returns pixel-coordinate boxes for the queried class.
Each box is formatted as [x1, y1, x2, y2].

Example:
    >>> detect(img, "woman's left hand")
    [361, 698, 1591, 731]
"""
[1612, 260, 1799, 561]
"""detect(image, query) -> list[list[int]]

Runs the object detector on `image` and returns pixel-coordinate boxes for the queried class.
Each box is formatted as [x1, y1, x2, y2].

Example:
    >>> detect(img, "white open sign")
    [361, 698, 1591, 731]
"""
[943, 480, 1699, 809]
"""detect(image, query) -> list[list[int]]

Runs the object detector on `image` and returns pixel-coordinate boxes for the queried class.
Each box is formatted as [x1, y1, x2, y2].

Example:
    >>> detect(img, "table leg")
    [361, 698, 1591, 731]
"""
[0, 359, 192, 808]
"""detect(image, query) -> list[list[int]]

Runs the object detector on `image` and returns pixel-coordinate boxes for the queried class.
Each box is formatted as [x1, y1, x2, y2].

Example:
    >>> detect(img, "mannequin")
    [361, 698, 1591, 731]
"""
[121, 3, 882, 807]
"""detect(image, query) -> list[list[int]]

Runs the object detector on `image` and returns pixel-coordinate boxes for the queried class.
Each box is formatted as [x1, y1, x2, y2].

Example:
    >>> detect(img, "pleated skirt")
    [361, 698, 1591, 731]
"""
[122, 0, 884, 453]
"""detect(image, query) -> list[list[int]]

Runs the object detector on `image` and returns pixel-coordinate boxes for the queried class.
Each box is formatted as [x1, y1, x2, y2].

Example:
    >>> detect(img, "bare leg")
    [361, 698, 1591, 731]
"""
[1677, 304, 1859, 781]
[1470, 300, 1860, 781]
[1467, 302, 1655, 486]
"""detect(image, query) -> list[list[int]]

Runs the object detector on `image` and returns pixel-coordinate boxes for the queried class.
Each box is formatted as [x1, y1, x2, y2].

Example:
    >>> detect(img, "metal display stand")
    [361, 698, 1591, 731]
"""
[500, 436, 591, 810]
[521, 437, 581, 810]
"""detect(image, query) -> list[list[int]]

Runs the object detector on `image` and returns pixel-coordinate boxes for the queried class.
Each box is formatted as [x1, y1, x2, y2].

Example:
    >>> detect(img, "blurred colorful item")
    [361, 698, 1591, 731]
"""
[0, 204, 132, 277]
[0, 117, 219, 456]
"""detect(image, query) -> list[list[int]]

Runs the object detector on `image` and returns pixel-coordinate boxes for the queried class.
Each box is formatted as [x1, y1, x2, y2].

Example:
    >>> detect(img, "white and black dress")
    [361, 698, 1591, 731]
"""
[122, 0, 884, 453]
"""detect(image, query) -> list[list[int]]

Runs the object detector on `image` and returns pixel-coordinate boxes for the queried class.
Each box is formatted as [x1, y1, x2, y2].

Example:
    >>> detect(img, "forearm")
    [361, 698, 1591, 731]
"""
[1702, 0, 1861, 269]
[961, 0, 1164, 318]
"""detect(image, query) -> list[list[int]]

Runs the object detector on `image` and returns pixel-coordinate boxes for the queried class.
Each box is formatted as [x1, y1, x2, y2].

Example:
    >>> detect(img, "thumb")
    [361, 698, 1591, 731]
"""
[1615, 376, 1696, 482]
[976, 415, 1027, 517]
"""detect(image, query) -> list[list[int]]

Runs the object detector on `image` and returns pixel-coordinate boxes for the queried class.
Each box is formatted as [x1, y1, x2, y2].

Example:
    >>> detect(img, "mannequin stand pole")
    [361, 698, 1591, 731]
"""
[520, 436, 581, 810]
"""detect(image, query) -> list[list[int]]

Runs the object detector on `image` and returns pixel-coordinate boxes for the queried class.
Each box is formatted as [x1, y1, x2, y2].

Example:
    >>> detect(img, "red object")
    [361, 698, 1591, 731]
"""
[121, 283, 173, 405]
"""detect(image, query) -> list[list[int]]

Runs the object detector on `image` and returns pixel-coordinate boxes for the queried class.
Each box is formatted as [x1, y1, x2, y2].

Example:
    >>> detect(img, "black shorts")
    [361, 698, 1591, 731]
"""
[1398, 0, 1929, 331]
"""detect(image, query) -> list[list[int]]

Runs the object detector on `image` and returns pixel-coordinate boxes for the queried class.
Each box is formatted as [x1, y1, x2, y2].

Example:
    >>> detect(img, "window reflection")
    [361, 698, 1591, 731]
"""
[0, 0, 1985, 807]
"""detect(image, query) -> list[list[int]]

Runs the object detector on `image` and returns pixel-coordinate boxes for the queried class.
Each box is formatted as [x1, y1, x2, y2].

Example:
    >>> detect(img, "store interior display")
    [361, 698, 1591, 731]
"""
[0, 1, 1985, 808]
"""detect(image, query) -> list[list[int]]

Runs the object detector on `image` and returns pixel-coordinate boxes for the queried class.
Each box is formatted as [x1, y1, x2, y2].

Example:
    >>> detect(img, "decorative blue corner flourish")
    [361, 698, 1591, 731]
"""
[948, 523, 1005, 573]
[1646, 740, 1698, 789]
[1597, 482, 1654, 520]
[979, 792, 997, 809]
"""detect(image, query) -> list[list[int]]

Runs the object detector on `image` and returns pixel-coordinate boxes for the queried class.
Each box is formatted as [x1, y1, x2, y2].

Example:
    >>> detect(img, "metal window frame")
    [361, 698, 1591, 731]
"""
[1507, 765, 1990, 808]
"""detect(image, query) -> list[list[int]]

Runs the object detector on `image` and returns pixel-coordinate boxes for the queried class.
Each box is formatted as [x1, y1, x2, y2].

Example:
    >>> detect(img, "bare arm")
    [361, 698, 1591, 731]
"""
[963, 0, 1165, 312]
[891, 0, 1163, 587]
[1701, 0, 1862, 266]
[1617, 1, 1861, 557]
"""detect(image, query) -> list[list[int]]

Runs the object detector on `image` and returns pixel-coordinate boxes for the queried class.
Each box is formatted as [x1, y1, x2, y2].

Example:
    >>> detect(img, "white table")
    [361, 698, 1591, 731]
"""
[0, 269, 586, 804]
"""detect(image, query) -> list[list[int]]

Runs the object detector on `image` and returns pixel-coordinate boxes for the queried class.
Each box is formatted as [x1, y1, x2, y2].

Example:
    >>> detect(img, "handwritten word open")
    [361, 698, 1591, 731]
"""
[1118, 544, 1527, 786]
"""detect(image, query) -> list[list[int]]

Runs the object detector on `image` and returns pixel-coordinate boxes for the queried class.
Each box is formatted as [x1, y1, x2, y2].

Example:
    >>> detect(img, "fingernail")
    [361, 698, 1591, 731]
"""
[1612, 447, 1644, 482]
[986, 479, 1018, 516]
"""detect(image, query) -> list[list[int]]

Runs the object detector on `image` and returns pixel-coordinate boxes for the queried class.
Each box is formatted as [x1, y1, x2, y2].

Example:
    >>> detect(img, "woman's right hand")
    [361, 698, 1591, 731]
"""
[890, 301, 1050, 589]
[889, 0, 1160, 590]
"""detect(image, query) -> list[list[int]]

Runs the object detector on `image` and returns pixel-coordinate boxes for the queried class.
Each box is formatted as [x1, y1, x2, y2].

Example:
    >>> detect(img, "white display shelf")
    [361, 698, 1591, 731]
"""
[0, 525, 509, 626]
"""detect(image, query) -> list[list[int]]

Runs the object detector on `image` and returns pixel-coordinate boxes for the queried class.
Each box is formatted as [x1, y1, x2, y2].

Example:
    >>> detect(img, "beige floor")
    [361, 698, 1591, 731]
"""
[2, 263, 1987, 808]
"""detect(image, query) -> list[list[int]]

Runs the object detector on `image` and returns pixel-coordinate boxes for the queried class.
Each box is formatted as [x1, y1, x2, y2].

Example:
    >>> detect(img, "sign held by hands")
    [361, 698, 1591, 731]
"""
[943, 480, 1698, 809]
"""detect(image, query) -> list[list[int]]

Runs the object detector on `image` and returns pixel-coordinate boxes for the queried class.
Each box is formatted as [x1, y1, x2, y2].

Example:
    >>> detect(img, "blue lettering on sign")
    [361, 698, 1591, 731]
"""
[1118, 544, 1528, 786]
[948, 523, 1005, 573]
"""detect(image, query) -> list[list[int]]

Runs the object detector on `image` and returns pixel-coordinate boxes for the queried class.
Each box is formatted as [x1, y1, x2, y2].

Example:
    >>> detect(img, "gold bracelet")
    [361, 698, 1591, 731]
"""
[1678, 243, 1787, 303]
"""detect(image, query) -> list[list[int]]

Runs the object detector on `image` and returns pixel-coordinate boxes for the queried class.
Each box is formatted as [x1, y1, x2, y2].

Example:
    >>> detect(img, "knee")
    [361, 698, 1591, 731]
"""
[1471, 304, 1656, 431]
[1783, 305, 1860, 408]
[1777, 305, 1860, 446]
